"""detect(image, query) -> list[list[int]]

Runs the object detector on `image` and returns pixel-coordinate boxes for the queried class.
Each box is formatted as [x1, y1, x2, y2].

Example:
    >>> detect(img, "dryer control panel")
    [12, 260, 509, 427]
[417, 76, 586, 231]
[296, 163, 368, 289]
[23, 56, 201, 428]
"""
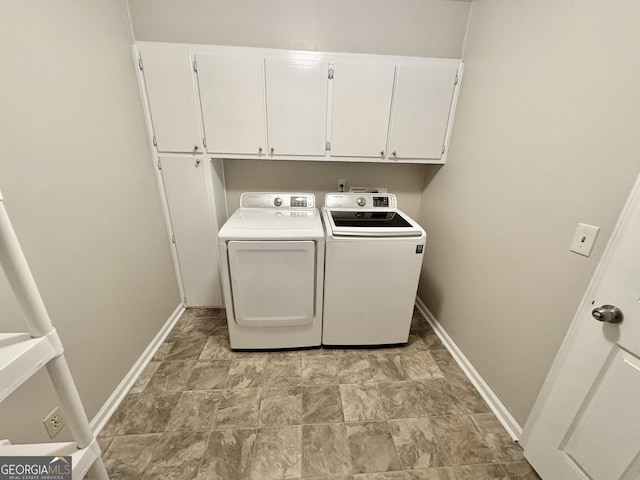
[240, 192, 315, 209]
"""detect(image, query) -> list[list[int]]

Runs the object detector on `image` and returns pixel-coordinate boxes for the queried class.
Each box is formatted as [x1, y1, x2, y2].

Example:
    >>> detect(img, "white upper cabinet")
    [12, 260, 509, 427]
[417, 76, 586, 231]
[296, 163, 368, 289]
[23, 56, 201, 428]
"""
[388, 62, 459, 160]
[197, 54, 267, 156]
[330, 62, 396, 158]
[264, 58, 329, 156]
[135, 42, 463, 163]
[138, 44, 203, 154]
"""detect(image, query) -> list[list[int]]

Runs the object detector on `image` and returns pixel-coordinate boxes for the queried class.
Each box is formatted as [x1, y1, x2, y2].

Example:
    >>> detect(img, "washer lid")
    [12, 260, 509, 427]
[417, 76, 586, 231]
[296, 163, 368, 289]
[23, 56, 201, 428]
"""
[219, 208, 325, 241]
[330, 210, 413, 228]
[323, 192, 424, 237]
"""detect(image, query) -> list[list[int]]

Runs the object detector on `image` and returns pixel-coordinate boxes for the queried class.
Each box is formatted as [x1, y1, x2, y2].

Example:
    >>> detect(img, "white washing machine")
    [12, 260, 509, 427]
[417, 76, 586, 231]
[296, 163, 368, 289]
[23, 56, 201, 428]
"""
[322, 193, 426, 346]
[218, 192, 324, 349]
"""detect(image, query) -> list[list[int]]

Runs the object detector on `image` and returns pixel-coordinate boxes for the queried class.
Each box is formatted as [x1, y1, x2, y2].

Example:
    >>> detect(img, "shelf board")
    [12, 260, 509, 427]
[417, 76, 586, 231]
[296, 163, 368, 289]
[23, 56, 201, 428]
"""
[0, 332, 62, 402]
[0, 440, 100, 479]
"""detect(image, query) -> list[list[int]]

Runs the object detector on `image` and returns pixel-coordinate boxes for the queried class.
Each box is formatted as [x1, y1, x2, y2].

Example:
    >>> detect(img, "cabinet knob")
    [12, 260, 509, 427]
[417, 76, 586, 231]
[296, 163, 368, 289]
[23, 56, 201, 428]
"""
[270, 147, 275, 155]
[258, 147, 263, 154]
[392, 151, 397, 157]
[193, 145, 199, 153]
[380, 151, 385, 157]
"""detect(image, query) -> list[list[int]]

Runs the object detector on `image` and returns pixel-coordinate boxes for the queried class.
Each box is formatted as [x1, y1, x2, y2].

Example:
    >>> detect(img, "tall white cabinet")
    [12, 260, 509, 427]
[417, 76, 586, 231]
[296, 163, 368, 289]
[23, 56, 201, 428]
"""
[137, 44, 227, 308]
[159, 157, 224, 307]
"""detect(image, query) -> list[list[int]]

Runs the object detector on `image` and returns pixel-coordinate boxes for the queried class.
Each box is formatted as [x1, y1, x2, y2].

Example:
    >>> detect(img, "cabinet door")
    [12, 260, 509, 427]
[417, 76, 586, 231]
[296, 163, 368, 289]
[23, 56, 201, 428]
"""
[139, 44, 202, 154]
[388, 63, 459, 160]
[160, 157, 222, 307]
[330, 62, 395, 158]
[197, 54, 267, 155]
[265, 58, 328, 156]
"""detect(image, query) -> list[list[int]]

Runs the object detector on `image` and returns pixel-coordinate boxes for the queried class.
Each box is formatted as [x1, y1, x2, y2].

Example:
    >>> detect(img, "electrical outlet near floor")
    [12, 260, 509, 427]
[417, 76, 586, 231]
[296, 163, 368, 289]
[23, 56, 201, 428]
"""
[43, 407, 65, 439]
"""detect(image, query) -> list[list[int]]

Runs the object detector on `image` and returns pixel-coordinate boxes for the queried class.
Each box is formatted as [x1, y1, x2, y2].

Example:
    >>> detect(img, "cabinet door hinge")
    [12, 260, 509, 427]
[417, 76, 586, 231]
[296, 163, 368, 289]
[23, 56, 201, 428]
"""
[171, 234, 176, 244]
[193, 59, 198, 72]
[442, 145, 446, 155]
[202, 137, 207, 148]
[157, 159, 162, 170]
[138, 57, 143, 71]
[325, 141, 331, 151]
[454, 73, 459, 86]
[152, 136, 157, 147]
[328, 68, 334, 80]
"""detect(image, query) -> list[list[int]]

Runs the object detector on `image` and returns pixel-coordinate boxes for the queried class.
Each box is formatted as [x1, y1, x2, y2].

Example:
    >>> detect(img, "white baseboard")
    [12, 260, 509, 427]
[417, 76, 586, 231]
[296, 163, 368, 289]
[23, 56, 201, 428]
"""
[90, 303, 185, 435]
[414, 297, 523, 441]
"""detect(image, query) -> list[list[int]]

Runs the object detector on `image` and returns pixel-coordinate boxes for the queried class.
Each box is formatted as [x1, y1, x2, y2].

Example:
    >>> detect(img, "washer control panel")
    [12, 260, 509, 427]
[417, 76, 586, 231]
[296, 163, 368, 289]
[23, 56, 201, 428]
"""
[241, 193, 315, 209]
[325, 193, 397, 209]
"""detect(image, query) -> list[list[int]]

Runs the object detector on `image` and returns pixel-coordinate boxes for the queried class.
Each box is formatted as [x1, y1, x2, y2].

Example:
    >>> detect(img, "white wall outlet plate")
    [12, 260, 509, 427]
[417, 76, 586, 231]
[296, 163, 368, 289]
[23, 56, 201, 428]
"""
[569, 223, 600, 257]
[43, 407, 66, 439]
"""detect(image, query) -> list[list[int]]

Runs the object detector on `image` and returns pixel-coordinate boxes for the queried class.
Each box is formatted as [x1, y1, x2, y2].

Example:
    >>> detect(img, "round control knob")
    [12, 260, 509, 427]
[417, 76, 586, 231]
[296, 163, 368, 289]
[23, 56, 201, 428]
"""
[273, 197, 283, 207]
[356, 197, 366, 207]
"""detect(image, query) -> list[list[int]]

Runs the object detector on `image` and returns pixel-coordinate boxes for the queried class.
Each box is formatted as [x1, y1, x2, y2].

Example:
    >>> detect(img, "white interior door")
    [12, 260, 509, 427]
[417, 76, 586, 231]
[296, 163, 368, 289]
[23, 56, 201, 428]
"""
[264, 58, 328, 156]
[197, 53, 267, 155]
[330, 61, 395, 158]
[160, 157, 222, 307]
[227, 241, 316, 327]
[523, 173, 640, 480]
[388, 62, 459, 160]
[138, 44, 203, 154]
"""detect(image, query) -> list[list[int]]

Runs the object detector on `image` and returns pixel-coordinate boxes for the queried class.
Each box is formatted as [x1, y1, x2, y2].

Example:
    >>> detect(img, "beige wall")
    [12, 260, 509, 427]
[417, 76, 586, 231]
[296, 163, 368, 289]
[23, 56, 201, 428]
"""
[0, 1, 179, 442]
[128, 0, 470, 58]
[224, 160, 428, 217]
[417, 0, 640, 427]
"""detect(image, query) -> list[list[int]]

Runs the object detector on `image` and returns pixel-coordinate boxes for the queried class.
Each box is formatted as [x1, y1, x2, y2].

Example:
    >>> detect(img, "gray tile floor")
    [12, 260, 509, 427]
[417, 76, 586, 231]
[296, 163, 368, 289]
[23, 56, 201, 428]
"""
[99, 308, 541, 480]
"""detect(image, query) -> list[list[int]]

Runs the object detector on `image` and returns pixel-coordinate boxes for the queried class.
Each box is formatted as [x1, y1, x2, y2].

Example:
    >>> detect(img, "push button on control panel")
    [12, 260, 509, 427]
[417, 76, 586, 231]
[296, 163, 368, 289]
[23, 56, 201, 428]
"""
[290, 196, 308, 207]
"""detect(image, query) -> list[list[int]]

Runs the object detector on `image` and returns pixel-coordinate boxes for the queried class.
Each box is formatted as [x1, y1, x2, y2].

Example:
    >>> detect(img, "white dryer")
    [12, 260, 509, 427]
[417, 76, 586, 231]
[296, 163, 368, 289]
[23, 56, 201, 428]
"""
[218, 193, 324, 349]
[322, 193, 426, 346]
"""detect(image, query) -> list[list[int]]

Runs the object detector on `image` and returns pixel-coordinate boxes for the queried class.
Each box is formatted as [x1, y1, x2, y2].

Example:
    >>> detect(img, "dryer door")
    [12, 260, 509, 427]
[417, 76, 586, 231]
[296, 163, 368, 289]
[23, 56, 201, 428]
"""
[227, 240, 316, 327]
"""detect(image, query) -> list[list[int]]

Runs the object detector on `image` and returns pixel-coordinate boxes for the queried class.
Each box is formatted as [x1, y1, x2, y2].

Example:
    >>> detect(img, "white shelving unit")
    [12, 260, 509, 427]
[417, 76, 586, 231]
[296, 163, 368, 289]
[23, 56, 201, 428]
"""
[0, 190, 109, 480]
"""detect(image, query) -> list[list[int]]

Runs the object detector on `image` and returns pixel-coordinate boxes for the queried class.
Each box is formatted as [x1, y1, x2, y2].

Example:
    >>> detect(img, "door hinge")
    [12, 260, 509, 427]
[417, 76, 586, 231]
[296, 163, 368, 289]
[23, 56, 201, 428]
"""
[152, 136, 157, 147]
[193, 59, 198, 72]
[454, 73, 459, 86]
[328, 68, 334, 80]
[202, 137, 207, 148]
[442, 145, 446, 155]
[171, 234, 176, 244]
[138, 57, 143, 71]
[325, 141, 331, 151]
[157, 159, 162, 170]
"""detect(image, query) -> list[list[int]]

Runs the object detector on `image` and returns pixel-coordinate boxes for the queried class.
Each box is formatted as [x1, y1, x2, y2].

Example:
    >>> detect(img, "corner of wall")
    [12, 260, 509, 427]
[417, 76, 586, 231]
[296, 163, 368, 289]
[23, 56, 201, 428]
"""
[123, 0, 136, 43]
